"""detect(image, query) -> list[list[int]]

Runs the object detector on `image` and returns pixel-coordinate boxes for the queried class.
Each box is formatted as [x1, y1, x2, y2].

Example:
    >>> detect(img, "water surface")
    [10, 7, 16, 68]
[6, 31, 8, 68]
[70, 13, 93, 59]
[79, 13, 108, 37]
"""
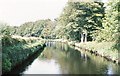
[21, 42, 120, 74]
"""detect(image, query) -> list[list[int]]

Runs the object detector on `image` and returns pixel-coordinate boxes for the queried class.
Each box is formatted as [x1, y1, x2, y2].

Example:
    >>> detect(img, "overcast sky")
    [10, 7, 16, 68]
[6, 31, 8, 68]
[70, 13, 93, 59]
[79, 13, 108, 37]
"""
[0, 0, 108, 26]
[0, 0, 68, 26]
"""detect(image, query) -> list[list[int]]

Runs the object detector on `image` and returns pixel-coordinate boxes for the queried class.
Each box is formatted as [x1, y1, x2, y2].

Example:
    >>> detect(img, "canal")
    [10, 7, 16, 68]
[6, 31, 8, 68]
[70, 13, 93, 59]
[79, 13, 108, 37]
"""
[9, 42, 120, 74]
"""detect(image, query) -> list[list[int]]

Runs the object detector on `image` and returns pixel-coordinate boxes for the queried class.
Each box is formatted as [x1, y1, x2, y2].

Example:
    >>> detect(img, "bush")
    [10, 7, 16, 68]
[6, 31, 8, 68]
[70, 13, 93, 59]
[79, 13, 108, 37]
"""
[2, 54, 11, 72]
[2, 36, 45, 73]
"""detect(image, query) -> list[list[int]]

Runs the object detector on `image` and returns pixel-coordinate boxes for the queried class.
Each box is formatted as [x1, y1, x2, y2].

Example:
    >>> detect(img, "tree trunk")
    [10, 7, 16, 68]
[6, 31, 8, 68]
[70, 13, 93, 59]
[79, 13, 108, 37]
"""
[81, 33, 84, 43]
[85, 33, 87, 42]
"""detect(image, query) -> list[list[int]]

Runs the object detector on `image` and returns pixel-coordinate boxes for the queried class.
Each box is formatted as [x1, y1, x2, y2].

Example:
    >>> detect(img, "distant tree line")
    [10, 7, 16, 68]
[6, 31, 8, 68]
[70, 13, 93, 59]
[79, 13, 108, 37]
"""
[0, 19, 56, 39]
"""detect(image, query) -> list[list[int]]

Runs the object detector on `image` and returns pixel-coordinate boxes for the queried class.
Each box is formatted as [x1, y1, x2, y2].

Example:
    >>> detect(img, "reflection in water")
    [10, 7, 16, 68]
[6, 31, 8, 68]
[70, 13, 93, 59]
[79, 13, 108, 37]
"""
[23, 59, 61, 74]
[107, 64, 114, 74]
[22, 42, 120, 74]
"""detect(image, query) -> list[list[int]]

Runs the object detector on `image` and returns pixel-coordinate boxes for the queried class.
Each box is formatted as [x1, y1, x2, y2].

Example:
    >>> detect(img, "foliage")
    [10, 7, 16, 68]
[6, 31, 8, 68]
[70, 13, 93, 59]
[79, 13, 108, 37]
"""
[0, 23, 15, 36]
[0, 19, 57, 39]
[95, 0, 119, 42]
[15, 22, 34, 36]
[2, 36, 45, 73]
[40, 20, 56, 39]
[55, 1, 104, 41]
[15, 19, 55, 37]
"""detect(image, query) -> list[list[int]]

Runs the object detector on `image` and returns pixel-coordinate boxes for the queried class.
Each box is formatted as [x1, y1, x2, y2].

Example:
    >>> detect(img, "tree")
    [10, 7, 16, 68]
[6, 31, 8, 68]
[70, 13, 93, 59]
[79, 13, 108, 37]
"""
[15, 19, 50, 37]
[40, 20, 56, 39]
[55, 1, 104, 42]
[0, 23, 14, 36]
[95, 0, 119, 42]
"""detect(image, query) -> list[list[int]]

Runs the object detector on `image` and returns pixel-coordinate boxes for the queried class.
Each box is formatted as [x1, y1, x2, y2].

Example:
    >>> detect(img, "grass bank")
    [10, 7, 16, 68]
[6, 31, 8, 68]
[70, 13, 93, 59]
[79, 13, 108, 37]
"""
[2, 35, 46, 73]
[68, 41, 120, 64]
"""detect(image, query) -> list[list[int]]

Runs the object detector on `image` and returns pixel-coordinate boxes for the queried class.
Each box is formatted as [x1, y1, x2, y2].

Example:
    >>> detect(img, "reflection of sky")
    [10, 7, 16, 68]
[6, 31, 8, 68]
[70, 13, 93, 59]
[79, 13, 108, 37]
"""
[102, 0, 108, 3]
[107, 64, 114, 74]
[23, 58, 61, 74]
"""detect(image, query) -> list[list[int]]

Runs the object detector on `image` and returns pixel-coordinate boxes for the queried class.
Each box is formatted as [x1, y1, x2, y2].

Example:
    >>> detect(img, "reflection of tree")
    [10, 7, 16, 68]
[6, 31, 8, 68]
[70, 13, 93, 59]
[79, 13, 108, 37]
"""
[38, 42, 120, 74]
[38, 47, 54, 60]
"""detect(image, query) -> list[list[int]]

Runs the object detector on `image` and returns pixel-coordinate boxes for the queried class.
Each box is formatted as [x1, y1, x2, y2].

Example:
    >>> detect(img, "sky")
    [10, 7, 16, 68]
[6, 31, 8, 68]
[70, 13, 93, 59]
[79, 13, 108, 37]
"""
[0, 0, 108, 26]
[102, 0, 108, 3]
[0, 0, 68, 26]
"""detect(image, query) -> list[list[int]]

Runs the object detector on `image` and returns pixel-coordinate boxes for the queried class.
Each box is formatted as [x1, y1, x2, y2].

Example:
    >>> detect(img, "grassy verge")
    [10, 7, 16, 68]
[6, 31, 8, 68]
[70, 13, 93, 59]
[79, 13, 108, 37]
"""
[73, 41, 119, 64]
[2, 35, 45, 73]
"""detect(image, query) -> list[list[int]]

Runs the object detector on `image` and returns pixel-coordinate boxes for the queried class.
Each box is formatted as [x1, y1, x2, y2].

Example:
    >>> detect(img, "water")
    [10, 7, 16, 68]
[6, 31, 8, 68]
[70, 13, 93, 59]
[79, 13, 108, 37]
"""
[11, 42, 120, 74]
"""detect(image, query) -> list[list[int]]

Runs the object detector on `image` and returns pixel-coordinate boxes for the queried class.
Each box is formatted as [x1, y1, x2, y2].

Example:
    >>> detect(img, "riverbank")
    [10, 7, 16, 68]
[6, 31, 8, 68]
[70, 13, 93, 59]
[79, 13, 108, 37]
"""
[68, 41, 120, 64]
[47, 39, 120, 64]
[2, 35, 46, 74]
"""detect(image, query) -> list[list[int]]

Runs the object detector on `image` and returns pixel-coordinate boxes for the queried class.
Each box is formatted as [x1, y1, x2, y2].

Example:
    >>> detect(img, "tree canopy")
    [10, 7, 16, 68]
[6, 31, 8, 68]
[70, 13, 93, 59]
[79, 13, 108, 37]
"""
[54, 1, 104, 41]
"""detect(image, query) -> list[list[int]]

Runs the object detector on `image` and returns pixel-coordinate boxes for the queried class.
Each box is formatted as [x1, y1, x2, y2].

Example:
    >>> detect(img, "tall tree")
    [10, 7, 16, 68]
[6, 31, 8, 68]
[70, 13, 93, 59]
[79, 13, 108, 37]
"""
[56, 1, 104, 42]
[95, 0, 119, 42]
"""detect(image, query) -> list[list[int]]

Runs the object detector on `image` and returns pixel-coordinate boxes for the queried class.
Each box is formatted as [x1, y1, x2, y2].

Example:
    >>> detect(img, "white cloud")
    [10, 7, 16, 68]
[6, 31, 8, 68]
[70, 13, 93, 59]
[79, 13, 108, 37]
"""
[0, 0, 68, 26]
